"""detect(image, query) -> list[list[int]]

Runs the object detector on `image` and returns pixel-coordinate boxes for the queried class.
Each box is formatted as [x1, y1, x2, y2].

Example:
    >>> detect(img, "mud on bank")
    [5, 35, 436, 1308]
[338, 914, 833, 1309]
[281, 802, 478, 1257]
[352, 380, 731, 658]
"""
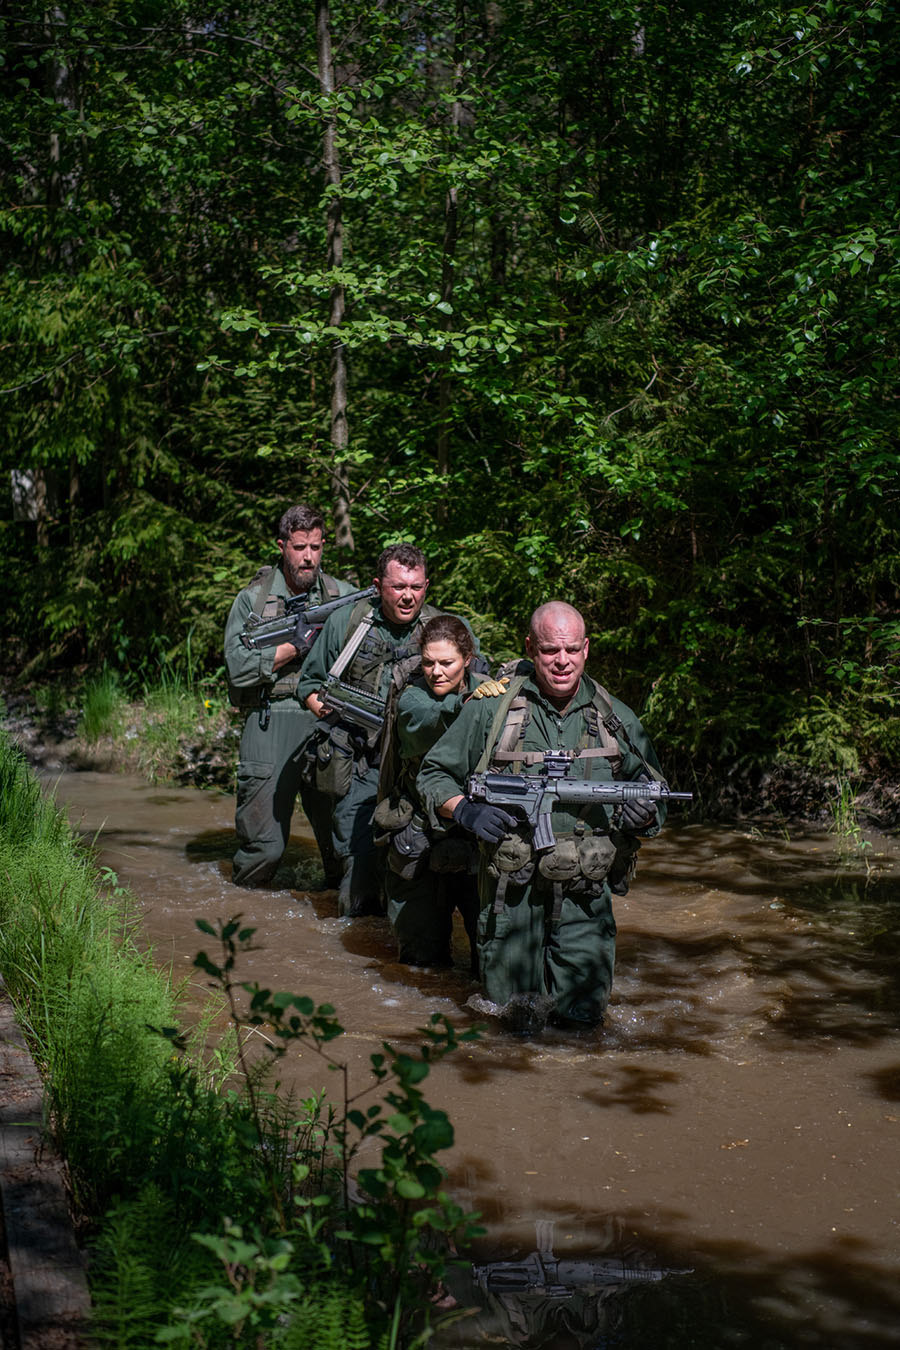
[0, 689, 239, 792]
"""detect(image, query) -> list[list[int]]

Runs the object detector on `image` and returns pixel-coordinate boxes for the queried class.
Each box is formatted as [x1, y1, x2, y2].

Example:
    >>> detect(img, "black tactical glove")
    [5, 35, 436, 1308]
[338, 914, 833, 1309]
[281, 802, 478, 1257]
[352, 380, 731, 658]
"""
[290, 618, 317, 658]
[620, 775, 658, 833]
[452, 799, 517, 843]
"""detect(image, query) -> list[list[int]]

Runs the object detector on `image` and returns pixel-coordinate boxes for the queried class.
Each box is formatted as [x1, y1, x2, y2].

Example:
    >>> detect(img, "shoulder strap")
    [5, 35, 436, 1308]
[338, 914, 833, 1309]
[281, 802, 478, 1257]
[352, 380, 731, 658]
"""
[585, 678, 661, 781]
[375, 663, 425, 805]
[247, 564, 276, 618]
[475, 675, 530, 774]
[319, 571, 342, 600]
[327, 606, 376, 680]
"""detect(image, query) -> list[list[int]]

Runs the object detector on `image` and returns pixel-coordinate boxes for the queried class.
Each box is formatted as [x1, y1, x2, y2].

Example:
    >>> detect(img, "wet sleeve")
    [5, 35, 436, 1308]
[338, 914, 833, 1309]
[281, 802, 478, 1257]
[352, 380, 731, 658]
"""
[223, 588, 277, 691]
[416, 697, 493, 825]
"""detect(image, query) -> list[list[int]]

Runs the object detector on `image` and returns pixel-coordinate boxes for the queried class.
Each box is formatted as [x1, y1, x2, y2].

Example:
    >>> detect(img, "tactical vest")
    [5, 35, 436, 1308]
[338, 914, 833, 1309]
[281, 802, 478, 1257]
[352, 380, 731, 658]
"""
[475, 663, 655, 909]
[475, 662, 625, 778]
[228, 565, 342, 708]
[333, 599, 444, 704]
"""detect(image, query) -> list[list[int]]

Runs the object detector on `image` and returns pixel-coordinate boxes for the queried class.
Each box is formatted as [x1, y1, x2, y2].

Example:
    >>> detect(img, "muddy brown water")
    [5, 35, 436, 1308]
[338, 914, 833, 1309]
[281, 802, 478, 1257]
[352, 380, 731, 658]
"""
[40, 770, 900, 1349]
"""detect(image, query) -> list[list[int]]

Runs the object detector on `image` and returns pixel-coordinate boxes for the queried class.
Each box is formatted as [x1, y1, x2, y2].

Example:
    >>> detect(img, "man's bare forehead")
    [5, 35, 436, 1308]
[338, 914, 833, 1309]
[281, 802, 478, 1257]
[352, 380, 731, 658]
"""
[531, 618, 586, 645]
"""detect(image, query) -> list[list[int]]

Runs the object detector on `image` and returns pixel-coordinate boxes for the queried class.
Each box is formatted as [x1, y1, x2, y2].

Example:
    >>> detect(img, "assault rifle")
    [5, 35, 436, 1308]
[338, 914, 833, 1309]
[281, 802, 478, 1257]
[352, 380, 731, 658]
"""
[466, 751, 692, 851]
[318, 676, 385, 735]
[239, 584, 377, 653]
[473, 1249, 675, 1295]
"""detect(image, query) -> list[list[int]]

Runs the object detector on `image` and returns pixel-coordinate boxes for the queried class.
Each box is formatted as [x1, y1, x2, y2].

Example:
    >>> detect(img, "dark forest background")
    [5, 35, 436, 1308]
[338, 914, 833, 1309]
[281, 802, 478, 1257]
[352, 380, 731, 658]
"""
[2, 0, 898, 798]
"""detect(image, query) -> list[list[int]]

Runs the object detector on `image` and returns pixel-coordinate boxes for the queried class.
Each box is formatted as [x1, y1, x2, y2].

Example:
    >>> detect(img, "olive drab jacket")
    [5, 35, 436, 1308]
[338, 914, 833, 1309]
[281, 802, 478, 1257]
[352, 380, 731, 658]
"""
[224, 564, 352, 708]
[295, 599, 481, 721]
[416, 665, 666, 842]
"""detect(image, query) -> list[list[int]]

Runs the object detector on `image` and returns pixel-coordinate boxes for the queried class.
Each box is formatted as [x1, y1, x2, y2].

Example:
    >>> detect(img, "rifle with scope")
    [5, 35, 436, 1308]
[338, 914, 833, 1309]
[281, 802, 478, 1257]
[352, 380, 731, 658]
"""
[239, 584, 376, 655]
[466, 751, 692, 851]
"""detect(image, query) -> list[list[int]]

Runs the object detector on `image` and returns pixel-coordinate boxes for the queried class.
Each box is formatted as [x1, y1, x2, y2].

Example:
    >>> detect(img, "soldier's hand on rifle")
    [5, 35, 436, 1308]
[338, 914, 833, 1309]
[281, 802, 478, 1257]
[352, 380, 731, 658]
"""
[453, 798, 517, 842]
[620, 775, 659, 833]
[290, 618, 317, 657]
[467, 676, 510, 702]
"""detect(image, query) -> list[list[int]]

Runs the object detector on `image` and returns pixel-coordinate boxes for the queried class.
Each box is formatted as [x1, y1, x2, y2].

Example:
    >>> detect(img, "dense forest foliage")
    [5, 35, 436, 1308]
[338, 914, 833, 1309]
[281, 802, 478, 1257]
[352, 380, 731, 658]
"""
[2, 0, 898, 793]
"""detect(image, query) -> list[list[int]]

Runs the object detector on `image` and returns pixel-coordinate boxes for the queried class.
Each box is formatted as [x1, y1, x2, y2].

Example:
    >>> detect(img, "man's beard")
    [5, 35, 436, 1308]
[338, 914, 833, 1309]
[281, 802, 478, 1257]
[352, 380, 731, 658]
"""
[287, 563, 317, 592]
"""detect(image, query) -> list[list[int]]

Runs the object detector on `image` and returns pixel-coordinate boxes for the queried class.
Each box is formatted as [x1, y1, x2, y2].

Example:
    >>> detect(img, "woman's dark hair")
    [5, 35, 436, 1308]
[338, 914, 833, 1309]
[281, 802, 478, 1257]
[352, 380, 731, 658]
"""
[419, 614, 475, 662]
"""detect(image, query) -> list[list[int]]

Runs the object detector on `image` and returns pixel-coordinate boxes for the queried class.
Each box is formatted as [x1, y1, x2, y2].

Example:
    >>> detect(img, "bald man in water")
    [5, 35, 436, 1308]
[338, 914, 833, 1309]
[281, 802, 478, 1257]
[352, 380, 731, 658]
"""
[417, 602, 666, 1032]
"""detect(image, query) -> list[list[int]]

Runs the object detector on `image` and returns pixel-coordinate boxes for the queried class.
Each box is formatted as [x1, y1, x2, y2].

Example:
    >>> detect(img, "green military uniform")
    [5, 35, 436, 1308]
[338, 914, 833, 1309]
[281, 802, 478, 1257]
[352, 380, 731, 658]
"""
[296, 601, 481, 917]
[381, 668, 488, 966]
[416, 666, 665, 1026]
[224, 563, 354, 887]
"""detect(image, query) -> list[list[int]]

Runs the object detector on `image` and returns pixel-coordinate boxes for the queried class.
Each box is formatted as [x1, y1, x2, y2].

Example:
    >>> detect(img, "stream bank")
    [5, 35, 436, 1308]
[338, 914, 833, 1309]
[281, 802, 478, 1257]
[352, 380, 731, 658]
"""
[4, 684, 900, 830]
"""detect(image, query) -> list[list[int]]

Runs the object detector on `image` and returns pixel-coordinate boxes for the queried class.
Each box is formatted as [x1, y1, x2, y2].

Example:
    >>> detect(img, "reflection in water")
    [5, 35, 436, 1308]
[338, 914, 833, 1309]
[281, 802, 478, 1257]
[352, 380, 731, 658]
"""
[438, 1219, 690, 1349]
[38, 773, 900, 1349]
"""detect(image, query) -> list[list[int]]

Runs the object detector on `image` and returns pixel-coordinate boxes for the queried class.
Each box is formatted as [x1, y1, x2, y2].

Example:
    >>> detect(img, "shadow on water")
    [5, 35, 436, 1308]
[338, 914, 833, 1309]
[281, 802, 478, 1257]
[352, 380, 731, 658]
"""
[434, 1218, 900, 1349]
[184, 828, 237, 861]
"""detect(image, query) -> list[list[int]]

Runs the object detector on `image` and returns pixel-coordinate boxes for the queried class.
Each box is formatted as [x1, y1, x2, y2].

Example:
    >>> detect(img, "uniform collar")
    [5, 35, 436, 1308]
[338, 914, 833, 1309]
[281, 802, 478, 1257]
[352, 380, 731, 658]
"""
[374, 602, 424, 636]
[525, 672, 594, 719]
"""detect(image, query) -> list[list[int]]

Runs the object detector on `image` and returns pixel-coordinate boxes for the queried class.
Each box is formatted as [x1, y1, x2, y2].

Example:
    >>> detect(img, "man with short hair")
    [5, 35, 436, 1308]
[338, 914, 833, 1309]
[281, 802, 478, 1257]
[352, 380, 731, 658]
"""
[298, 543, 482, 917]
[417, 601, 666, 1032]
[224, 503, 354, 887]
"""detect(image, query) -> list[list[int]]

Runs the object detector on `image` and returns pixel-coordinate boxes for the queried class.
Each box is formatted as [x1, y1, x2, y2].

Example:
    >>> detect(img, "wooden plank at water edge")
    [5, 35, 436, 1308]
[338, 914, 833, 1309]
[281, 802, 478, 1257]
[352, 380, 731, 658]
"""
[0, 985, 91, 1350]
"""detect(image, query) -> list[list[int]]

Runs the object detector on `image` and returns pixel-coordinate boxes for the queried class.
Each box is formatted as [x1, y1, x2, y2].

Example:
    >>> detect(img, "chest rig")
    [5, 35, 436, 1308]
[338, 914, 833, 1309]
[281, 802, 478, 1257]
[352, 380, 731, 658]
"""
[475, 665, 652, 912]
[475, 664, 625, 778]
[335, 599, 443, 702]
[229, 566, 341, 709]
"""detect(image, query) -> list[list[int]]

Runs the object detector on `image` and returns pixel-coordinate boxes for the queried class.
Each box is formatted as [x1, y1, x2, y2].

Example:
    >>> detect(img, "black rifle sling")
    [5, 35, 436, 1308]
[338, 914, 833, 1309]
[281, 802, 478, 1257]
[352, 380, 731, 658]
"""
[588, 682, 662, 784]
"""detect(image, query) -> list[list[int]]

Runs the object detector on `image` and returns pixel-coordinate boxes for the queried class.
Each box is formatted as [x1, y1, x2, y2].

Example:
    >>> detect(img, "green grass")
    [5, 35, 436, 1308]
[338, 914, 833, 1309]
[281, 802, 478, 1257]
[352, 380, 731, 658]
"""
[78, 668, 127, 741]
[0, 730, 480, 1349]
[830, 773, 873, 865]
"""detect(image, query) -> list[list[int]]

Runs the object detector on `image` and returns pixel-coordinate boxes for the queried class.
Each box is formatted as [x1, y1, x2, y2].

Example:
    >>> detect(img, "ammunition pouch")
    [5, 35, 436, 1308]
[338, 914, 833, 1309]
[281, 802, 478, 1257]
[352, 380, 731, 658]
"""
[484, 825, 627, 902]
[313, 725, 356, 799]
[372, 792, 415, 845]
[484, 828, 536, 887]
[537, 837, 580, 882]
[578, 832, 618, 881]
[387, 819, 431, 881]
[534, 831, 618, 896]
[607, 829, 641, 896]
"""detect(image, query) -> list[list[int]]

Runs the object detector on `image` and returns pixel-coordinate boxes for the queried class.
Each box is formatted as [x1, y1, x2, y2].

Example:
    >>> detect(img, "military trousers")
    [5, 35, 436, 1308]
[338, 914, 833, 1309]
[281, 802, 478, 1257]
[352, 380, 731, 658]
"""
[475, 861, 617, 1025]
[386, 863, 478, 968]
[328, 754, 385, 916]
[232, 701, 338, 888]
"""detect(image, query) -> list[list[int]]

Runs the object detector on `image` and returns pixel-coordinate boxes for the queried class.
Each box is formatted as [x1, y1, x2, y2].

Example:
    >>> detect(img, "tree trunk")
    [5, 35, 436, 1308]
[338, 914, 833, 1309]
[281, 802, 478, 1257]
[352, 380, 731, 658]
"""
[436, 0, 465, 512]
[315, 0, 354, 552]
